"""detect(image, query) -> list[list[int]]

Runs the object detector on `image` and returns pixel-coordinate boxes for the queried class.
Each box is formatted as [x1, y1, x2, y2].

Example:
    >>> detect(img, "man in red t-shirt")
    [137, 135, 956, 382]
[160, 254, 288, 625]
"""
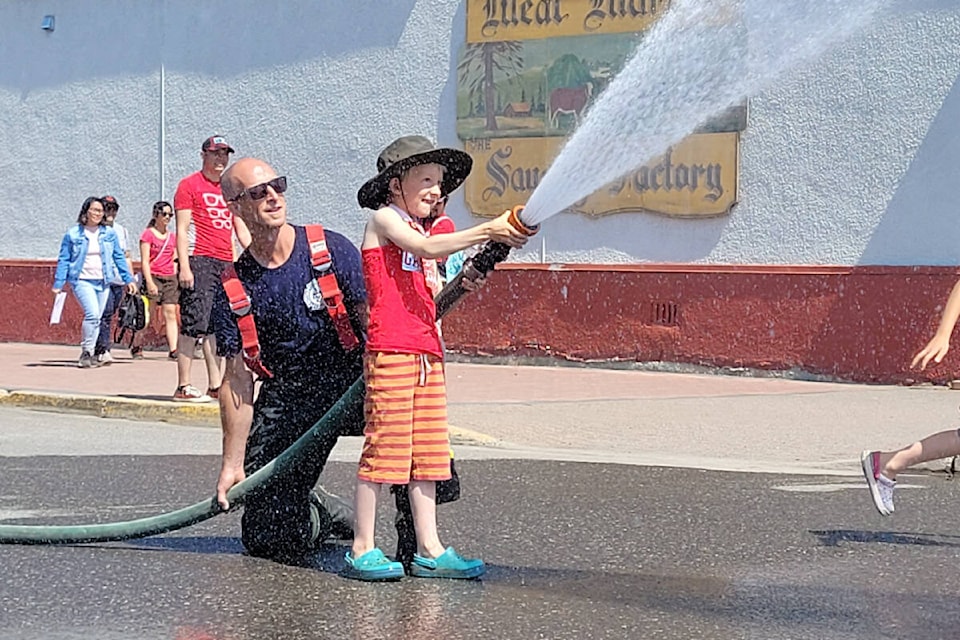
[172, 135, 251, 402]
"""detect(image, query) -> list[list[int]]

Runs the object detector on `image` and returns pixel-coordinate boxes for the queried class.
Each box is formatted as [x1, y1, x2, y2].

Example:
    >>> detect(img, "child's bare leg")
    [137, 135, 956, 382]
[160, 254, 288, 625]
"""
[162, 304, 179, 353]
[351, 479, 380, 557]
[879, 428, 960, 479]
[408, 480, 446, 558]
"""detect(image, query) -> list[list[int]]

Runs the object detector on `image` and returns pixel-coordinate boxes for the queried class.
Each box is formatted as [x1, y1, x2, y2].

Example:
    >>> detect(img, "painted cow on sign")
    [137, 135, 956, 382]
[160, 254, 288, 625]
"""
[549, 83, 593, 129]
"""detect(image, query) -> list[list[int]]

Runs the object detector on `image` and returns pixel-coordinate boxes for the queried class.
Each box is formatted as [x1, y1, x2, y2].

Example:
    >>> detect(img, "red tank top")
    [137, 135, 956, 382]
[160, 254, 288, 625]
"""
[363, 243, 442, 358]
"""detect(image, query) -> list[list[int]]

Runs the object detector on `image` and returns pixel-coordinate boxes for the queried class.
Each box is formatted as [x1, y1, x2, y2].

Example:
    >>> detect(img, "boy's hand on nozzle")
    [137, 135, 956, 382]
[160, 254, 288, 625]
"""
[486, 210, 531, 248]
[911, 335, 950, 370]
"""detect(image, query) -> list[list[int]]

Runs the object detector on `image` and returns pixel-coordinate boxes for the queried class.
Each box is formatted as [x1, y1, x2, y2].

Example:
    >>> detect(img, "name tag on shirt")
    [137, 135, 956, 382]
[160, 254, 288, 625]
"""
[401, 251, 421, 273]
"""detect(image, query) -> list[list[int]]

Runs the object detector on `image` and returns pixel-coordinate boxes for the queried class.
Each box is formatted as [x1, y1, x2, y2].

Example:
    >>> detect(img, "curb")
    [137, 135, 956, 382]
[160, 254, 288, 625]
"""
[0, 389, 500, 446]
[0, 390, 220, 426]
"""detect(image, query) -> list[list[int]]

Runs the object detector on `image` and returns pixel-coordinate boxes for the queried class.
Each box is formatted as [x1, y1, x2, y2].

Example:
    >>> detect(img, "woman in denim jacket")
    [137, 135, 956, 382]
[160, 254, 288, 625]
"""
[52, 197, 137, 368]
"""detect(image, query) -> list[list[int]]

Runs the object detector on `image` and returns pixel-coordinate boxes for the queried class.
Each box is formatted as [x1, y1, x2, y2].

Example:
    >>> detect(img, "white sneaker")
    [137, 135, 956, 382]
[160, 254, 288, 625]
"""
[860, 450, 895, 516]
[173, 385, 212, 403]
[97, 351, 114, 365]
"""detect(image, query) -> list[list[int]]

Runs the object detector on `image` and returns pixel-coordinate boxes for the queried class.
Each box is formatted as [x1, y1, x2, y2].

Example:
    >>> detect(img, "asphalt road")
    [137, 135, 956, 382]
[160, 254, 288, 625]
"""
[2, 407, 960, 640]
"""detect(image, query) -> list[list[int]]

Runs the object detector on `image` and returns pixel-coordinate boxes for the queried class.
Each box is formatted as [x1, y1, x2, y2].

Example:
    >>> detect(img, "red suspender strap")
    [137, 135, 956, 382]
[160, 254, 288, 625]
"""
[220, 264, 273, 379]
[305, 224, 360, 351]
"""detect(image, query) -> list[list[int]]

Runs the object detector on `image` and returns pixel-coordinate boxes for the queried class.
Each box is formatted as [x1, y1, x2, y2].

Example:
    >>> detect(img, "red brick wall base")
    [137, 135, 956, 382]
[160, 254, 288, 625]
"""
[6, 260, 958, 384]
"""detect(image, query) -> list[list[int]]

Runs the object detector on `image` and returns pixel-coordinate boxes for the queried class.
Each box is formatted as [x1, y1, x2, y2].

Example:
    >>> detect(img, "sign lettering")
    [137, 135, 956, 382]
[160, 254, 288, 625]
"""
[584, 0, 668, 32]
[481, 0, 569, 38]
[466, 135, 738, 217]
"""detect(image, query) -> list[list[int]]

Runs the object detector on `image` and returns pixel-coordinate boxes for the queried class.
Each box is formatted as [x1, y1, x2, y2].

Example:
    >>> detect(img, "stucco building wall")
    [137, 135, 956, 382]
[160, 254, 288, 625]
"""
[3, 1, 960, 382]
[2, 1, 958, 266]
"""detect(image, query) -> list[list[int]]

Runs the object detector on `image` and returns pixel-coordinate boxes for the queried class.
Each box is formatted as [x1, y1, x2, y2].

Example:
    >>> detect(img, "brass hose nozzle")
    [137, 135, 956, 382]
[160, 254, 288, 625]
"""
[508, 205, 539, 236]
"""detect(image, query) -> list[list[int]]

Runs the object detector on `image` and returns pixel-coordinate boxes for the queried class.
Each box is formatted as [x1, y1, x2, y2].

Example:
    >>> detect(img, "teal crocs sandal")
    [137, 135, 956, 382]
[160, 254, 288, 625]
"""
[341, 548, 405, 582]
[410, 546, 486, 580]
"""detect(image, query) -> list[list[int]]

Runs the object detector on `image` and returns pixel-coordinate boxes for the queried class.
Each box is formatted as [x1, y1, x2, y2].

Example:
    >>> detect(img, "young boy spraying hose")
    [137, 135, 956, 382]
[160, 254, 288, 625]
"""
[344, 136, 528, 581]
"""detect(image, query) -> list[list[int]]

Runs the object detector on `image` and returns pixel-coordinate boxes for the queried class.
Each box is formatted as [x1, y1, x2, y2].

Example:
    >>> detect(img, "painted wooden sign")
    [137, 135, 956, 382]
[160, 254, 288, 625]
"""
[458, 0, 743, 218]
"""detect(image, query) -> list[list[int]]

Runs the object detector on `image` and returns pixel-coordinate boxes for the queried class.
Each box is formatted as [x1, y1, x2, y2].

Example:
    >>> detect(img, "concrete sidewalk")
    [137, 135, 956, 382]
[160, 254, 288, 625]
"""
[2, 342, 959, 475]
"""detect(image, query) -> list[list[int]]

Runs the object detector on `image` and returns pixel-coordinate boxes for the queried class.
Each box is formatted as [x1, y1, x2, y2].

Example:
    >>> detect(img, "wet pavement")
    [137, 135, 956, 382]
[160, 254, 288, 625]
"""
[4, 342, 960, 638]
[5, 342, 960, 476]
[3, 407, 960, 639]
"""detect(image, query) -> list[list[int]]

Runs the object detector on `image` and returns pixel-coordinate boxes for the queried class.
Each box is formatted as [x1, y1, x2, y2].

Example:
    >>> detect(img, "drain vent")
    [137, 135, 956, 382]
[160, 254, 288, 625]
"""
[651, 302, 680, 326]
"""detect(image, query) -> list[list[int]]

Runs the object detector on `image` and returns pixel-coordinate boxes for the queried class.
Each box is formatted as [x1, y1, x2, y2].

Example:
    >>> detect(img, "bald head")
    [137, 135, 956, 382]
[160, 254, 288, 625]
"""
[221, 157, 278, 202]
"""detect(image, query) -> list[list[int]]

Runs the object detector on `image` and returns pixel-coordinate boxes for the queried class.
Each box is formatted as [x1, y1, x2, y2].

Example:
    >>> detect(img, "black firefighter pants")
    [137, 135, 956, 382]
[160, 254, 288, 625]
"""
[240, 369, 461, 561]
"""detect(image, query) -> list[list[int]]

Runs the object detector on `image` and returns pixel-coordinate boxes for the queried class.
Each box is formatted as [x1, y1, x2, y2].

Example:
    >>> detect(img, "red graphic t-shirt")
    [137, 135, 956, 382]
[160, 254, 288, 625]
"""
[139, 228, 177, 277]
[173, 171, 233, 262]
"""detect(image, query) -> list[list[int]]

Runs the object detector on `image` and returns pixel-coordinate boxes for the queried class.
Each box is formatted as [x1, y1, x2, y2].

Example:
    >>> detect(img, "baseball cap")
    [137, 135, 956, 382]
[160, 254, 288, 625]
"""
[102, 195, 119, 209]
[201, 135, 235, 153]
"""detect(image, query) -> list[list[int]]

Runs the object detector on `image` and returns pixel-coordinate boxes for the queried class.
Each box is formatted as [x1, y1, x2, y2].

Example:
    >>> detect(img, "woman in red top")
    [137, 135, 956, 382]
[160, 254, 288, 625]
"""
[135, 201, 180, 359]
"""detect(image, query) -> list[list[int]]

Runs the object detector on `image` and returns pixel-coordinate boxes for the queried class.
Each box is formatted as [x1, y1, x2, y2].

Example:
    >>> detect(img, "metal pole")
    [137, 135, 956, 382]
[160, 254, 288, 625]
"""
[160, 63, 166, 200]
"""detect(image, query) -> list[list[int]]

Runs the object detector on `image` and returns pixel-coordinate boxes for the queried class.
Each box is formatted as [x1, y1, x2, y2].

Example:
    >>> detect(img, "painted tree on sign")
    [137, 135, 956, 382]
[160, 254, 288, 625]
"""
[546, 53, 592, 89]
[459, 41, 523, 131]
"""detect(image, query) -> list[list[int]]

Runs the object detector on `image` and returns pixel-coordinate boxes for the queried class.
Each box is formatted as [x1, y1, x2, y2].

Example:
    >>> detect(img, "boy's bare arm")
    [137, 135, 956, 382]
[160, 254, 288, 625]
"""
[365, 207, 527, 259]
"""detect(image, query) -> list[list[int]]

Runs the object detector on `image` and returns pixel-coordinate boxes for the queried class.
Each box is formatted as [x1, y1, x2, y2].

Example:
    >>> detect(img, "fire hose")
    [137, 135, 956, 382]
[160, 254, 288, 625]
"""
[0, 206, 538, 545]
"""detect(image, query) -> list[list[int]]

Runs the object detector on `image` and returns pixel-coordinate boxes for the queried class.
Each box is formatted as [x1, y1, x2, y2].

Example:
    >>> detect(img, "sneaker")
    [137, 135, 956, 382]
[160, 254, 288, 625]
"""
[206, 387, 220, 400]
[860, 450, 895, 516]
[410, 546, 485, 580]
[340, 548, 405, 582]
[97, 351, 114, 365]
[173, 385, 212, 403]
[78, 351, 99, 369]
[130, 347, 144, 360]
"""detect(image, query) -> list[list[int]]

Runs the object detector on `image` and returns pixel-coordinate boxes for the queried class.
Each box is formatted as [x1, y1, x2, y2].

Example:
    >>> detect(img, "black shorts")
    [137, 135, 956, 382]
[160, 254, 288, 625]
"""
[179, 255, 229, 337]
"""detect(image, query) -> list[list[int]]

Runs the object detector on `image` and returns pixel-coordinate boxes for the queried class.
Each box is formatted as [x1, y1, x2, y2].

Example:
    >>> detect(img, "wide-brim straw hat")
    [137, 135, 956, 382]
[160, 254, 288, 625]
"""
[357, 135, 473, 210]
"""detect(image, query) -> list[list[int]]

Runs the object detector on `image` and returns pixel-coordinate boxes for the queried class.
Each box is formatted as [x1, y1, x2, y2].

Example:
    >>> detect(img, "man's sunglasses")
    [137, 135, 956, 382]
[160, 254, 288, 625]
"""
[230, 176, 287, 202]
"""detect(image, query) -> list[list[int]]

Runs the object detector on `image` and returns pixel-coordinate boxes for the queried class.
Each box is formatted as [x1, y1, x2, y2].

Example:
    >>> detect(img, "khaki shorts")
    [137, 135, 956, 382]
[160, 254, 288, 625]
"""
[146, 274, 179, 306]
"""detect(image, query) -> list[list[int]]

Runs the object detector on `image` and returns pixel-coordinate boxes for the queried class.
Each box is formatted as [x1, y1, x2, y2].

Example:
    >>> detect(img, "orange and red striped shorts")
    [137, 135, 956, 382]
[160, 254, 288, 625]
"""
[358, 352, 452, 484]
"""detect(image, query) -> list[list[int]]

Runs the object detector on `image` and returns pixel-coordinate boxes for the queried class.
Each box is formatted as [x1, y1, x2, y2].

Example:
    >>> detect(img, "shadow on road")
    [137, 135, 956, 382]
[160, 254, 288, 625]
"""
[811, 528, 960, 548]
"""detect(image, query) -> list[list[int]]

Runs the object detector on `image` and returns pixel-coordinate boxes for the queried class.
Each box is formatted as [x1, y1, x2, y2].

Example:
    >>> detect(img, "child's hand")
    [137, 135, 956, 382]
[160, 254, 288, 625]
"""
[912, 335, 951, 370]
[462, 272, 486, 291]
[486, 210, 529, 248]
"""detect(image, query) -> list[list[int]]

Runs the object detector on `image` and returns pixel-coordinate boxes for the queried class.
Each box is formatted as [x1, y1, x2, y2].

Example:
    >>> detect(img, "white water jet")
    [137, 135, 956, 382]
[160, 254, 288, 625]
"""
[520, 0, 889, 227]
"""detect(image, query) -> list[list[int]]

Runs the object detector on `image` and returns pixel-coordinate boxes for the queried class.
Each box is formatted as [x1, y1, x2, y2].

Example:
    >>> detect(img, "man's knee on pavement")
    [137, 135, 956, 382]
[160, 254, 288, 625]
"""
[240, 499, 313, 560]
